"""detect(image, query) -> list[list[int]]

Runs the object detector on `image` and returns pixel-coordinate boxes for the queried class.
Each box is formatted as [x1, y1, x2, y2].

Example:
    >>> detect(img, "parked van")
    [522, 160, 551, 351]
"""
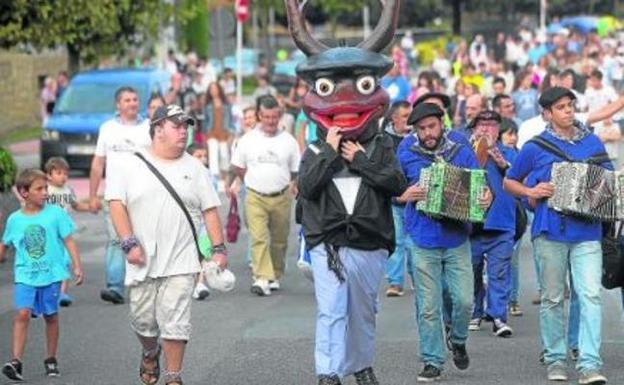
[41, 68, 170, 171]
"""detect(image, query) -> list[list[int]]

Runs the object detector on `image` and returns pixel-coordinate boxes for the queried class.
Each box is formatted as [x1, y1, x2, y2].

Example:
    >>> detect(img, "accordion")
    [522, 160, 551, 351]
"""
[417, 162, 488, 222]
[548, 162, 624, 222]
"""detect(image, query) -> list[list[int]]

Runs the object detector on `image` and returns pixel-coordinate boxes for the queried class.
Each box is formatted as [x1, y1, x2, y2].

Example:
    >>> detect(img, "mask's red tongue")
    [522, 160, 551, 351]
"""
[333, 113, 360, 127]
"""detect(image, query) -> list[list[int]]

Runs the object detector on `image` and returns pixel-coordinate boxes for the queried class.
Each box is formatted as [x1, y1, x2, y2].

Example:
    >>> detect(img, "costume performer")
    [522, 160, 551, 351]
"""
[285, 1, 407, 384]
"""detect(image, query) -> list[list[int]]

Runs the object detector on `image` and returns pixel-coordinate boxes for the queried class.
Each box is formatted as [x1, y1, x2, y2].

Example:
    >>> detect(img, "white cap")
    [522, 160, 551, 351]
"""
[203, 261, 236, 292]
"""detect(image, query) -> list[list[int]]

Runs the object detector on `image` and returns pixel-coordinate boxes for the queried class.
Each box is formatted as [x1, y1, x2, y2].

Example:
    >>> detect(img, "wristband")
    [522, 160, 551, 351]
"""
[211, 243, 228, 256]
[120, 235, 140, 254]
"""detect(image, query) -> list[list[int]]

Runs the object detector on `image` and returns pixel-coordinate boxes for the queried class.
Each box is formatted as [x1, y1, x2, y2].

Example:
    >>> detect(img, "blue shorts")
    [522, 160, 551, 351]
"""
[14, 282, 62, 317]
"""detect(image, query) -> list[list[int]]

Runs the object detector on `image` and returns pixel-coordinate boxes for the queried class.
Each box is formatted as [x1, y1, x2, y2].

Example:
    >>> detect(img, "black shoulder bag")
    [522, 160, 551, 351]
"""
[134, 152, 203, 262]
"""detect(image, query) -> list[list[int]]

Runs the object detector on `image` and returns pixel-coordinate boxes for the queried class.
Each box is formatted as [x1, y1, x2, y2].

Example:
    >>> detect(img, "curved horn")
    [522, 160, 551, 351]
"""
[357, 0, 400, 52]
[284, 0, 329, 56]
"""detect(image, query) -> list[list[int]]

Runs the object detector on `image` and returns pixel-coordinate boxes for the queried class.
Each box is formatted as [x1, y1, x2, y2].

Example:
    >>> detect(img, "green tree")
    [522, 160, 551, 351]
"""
[0, 0, 173, 74]
[182, 0, 210, 57]
[317, 0, 367, 38]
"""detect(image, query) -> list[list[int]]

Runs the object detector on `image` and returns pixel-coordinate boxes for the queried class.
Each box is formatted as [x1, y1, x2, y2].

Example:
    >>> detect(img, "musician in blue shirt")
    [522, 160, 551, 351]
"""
[397, 103, 492, 382]
[466, 111, 517, 338]
[504, 87, 612, 385]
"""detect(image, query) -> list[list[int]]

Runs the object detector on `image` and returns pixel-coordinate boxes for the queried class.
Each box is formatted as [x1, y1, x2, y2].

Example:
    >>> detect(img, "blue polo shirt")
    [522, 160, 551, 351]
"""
[398, 135, 479, 249]
[506, 130, 613, 242]
[480, 143, 517, 232]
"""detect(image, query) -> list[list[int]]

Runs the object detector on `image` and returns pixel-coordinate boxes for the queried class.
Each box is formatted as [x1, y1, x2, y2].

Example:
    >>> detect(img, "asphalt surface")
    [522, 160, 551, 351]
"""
[1, 152, 623, 384]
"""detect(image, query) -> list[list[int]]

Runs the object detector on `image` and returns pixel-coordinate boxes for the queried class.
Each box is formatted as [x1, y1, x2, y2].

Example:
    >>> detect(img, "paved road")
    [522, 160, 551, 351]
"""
[1, 150, 623, 384]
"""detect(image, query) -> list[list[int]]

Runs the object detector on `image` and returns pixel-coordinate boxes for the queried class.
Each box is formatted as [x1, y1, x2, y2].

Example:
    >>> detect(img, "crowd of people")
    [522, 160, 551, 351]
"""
[5, 16, 624, 385]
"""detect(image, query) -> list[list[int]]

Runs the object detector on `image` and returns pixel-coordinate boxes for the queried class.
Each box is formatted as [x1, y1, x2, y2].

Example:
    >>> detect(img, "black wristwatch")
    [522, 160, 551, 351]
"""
[212, 243, 228, 255]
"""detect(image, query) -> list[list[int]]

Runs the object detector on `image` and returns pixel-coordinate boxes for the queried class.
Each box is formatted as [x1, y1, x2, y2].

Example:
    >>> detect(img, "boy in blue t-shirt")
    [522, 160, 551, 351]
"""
[0, 169, 83, 381]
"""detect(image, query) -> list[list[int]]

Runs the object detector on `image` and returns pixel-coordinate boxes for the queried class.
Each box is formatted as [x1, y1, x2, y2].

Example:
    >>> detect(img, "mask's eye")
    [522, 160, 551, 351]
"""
[314, 78, 335, 97]
[356, 75, 376, 95]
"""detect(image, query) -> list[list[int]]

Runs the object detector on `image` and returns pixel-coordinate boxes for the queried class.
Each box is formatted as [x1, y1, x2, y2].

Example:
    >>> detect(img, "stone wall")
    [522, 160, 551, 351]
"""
[0, 50, 67, 135]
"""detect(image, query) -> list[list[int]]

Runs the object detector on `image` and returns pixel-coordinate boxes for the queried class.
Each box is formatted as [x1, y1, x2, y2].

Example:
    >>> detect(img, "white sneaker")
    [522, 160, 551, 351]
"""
[493, 318, 513, 338]
[268, 280, 281, 291]
[192, 282, 210, 300]
[578, 371, 607, 385]
[468, 318, 481, 331]
[251, 279, 271, 296]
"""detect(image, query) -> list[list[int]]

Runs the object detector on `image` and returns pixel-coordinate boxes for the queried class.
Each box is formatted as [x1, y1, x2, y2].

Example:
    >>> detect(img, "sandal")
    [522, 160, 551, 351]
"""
[139, 346, 161, 385]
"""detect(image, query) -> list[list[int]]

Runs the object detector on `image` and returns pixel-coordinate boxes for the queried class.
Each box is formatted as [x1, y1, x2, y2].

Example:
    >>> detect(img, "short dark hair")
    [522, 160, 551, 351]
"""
[148, 93, 165, 106]
[493, 77, 506, 87]
[559, 68, 576, 79]
[590, 69, 603, 80]
[44, 157, 70, 174]
[115, 86, 138, 102]
[389, 101, 411, 116]
[492, 94, 512, 109]
[498, 117, 518, 141]
[15, 169, 47, 195]
[256, 94, 280, 113]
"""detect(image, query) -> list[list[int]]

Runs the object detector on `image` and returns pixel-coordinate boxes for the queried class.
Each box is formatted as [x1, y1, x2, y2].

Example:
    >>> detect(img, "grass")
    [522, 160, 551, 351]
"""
[0, 126, 41, 146]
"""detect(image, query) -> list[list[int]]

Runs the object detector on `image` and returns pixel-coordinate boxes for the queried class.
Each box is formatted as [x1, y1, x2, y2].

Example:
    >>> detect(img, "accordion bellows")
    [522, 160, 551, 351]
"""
[548, 162, 624, 222]
[417, 162, 487, 223]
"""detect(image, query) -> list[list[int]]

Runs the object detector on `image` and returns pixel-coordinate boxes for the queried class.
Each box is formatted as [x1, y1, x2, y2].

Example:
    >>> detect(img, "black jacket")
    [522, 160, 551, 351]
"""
[298, 133, 408, 253]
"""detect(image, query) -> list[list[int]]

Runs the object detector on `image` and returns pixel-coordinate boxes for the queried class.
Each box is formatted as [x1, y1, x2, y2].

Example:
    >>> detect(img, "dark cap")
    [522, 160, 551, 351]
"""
[469, 110, 502, 128]
[407, 102, 445, 126]
[412, 92, 452, 110]
[150, 104, 195, 127]
[538, 86, 577, 109]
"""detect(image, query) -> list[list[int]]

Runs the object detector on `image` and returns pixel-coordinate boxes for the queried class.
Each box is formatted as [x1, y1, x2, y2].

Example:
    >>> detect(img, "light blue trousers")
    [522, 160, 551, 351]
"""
[310, 245, 387, 377]
[410, 241, 474, 368]
[104, 203, 125, 296]
[534, 237, 603, 373]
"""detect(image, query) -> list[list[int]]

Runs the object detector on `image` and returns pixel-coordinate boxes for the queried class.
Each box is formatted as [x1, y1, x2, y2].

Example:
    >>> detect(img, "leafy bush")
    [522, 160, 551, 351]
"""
[0, 146, 17, 193]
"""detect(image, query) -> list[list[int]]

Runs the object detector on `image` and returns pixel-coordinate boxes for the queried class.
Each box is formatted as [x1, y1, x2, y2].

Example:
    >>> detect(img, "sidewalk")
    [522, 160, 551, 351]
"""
[7, 139, 39, 155]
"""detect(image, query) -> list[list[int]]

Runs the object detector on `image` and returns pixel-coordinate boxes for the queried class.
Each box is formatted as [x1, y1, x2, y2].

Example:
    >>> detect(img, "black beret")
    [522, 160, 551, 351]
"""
[538, 86, 577, 109]
[408, 102, 445, 126]
[469, 110, 502, 128]
[412, 92, 452, 110]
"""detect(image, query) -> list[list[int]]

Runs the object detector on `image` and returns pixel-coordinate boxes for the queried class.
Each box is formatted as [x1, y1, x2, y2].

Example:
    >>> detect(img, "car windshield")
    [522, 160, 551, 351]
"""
[55, 82, 149, 114]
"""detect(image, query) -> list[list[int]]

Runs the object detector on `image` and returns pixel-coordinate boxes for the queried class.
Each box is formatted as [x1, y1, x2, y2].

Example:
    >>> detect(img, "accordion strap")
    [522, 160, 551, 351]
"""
[528, 136, 610, 165]
[410, 142, 462, 163]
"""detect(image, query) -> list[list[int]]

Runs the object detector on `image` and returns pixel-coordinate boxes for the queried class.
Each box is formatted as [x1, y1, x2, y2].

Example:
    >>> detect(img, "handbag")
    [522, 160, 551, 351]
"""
[601, 221, 624, 289]
[226, 196, 241, 243]
[134, 152, 203, 262]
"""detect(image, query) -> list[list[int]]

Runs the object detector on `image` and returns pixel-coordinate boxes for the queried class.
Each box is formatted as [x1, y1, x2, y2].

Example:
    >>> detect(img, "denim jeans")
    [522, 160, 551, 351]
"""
[410, 241, 473, 368]
[386, 205, 413, 287]
[471, 231, 514, 321]
[509, 238, 522, 302]
[534, 237, 603, 373]
[104, 203, 125, 296]
[526, 212, 543, 292]
[310, 245, 387, 377]
[568, 276, 580, 350]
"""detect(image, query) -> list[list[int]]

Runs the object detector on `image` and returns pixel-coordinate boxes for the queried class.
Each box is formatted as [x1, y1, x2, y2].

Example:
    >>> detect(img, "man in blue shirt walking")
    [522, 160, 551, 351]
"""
[504, 87, 611, 385]
[398, 103, 492, 382]
[466, 111, 517, 337]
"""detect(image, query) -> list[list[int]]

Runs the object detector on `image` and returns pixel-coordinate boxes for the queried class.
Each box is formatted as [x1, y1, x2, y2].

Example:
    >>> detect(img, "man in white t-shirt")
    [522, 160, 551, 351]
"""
[230, 95, 301, 296]
[105, 104, 227, 385]
[89, 86, 151, 304]
[584, 69, 619, 112]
